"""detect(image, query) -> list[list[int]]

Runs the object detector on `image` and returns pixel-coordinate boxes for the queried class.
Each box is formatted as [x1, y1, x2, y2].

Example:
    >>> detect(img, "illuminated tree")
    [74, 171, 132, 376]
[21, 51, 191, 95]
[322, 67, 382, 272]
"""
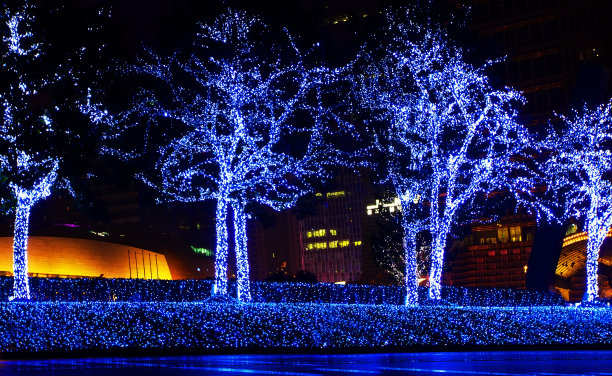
[357, 18, 530, 301]
[0, 6, 62, 300]
[369, 205, 430, 296]
[1, 3, 108, 300]
[112, 11, 335, 301]
[540, 100, 612, 303]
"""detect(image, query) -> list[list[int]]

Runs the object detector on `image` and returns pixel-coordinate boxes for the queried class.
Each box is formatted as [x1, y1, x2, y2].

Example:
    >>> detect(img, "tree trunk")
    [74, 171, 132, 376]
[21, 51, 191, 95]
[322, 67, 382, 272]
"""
[233, 203, 251, 302]
[584, 232, 605, 302]
[213, 198, 229, 296]
[428, 230, 447, 300]
[12, 199, 32, 301]
[403, 221, 419, 306]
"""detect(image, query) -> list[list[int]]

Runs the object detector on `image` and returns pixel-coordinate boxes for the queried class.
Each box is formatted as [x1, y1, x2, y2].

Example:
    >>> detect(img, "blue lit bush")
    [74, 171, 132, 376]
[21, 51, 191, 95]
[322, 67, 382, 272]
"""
[0, 277, 564, 306]
[0, 302, 610, 354]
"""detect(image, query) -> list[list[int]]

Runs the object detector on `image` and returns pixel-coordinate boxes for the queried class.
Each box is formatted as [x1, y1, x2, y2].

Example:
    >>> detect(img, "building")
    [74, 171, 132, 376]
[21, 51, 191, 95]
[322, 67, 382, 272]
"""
[555, 230, 612, 302]
[0, 237, 172, 279]
[298, 173, 372, 283]
[446, 216, 536, 289]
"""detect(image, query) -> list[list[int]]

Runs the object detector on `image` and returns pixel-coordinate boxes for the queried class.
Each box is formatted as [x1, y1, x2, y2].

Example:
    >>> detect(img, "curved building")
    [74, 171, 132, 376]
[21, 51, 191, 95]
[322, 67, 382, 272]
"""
[555, 231, 612, 301]
[0, 237, 172, 279]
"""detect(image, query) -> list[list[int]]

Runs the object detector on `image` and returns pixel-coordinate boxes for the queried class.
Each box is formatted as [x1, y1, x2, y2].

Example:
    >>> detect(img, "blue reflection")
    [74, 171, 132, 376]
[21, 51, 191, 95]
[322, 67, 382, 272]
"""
[4, 351, 612, 376]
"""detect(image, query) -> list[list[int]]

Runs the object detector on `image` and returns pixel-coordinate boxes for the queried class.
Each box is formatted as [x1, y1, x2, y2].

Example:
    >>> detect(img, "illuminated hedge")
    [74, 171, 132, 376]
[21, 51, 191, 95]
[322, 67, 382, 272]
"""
[0, 302, 610, 354]
[0, 277, 564, 306]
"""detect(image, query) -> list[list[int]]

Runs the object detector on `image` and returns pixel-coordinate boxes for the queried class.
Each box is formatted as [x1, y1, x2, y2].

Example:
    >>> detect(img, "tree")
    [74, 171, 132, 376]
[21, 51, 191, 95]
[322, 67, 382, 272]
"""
[102, 11, 337, 301]
[357, 17, 530, 302]
[540, 100, 612, 303]
[1, 3, 109, 300]
[0, 6, 62, 300]
[369, 204, 431, 288]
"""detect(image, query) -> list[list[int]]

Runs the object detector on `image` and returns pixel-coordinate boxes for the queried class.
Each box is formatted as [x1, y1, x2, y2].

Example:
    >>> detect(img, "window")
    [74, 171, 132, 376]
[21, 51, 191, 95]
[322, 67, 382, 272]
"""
[533, 57, 546, 79]
[509, 226, 522, 242]
[546, 54, 563, 76]
[497, 227, 509, 243]
[315, 242, 327, 250]
[520, 60, 532, 82]
[326, 191, 345, 199]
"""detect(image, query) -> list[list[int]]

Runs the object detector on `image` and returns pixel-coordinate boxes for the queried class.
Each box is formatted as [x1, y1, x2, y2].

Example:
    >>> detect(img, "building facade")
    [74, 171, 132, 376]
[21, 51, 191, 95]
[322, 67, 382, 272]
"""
[0, 237, 172, 280]
[298, 174, 370, 283]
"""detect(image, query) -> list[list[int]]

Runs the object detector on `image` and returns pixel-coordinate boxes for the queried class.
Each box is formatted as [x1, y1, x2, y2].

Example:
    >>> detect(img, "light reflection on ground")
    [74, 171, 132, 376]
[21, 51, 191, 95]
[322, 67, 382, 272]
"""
[2, 350, 612, 375]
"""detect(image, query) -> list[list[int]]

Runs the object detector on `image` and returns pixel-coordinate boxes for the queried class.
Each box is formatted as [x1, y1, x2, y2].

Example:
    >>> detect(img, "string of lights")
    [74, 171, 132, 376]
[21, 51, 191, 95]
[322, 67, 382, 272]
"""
[9, 156, 59, 301]
[356, 12, 531, 302]
[100, 10, 343, 301]
[1, 277, 564, 306]
[540, 100, 612, 303]
[3, 301, 612, 354]
[1, 6, 63, 301]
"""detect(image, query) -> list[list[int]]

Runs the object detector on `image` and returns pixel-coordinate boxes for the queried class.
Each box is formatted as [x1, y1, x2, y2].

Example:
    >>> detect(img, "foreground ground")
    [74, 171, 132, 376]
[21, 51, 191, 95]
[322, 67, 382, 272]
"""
[0, 302, 610, 357]
[4, 350, 612, 375]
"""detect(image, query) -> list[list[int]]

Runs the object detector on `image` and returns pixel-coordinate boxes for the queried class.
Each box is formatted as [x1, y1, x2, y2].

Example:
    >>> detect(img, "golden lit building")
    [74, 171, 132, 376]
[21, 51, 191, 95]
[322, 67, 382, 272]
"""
[0, 237, 172, 280]
[555, 230, 612, 302]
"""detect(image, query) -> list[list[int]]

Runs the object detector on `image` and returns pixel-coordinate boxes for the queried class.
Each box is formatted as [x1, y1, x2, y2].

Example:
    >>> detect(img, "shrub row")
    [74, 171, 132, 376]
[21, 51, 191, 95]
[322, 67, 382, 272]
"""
[0, 276, 565, 306]
[0, 302, 607, 354]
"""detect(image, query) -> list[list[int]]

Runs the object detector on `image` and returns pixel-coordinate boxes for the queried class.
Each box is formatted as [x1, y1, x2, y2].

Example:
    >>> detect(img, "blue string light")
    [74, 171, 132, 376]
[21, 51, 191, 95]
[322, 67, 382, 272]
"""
[541, 100, 612, 303]
[356, 14, 530, 302]
[86, 10, 341, 301]
[2, 6, 61, 301]
[0, 276, 566, 305]
[9, 156, 58, 301]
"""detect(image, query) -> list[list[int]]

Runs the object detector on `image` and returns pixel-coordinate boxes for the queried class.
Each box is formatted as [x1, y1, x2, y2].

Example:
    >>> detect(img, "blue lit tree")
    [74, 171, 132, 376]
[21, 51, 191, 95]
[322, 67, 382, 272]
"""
[356, 17, 531, 302]
[0, 6, 62, 300]
[369, 203, 431, 296]
[540, 100, 612, 303]
[1, 3, 109, 300]
[107, 11, 337, 301]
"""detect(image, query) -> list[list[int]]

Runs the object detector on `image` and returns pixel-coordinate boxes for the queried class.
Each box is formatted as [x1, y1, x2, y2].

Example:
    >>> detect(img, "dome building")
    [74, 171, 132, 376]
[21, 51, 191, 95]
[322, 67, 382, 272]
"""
[0, 237, 172, 280]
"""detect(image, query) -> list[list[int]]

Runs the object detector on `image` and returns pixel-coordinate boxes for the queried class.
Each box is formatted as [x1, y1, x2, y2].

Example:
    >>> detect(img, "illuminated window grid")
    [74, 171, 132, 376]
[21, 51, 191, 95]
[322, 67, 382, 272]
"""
[298, 178, 366, 283]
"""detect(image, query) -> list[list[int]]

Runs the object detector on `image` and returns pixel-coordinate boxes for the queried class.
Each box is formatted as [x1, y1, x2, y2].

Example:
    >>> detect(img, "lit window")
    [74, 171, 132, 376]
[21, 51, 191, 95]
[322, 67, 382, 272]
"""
[354, 241, 362, 246]
[339, 240, 349, 247]
[330, 229, 337, 236]
[326, 191, 346, 199]
[497, 227, 509, 243]
[329, 241, 338, 248]
[509, 226, 522, 242]
[191, 246, 213, 257]
[307, 231, 312, 238]
[315, 242, 327, 249]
